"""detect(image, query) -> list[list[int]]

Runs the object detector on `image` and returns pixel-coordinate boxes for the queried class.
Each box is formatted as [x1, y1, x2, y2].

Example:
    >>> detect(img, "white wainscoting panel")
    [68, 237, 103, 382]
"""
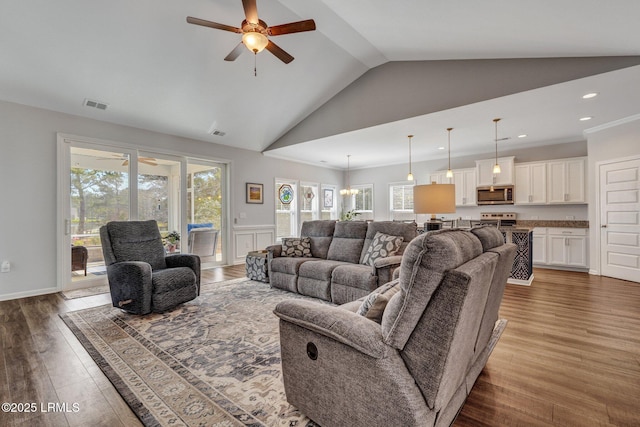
[233, 225, 276, 264]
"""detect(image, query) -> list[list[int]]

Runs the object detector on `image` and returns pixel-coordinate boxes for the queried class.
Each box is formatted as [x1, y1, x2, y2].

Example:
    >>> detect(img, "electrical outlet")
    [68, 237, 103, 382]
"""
[531, 215, 539, 220]
[1, 260, 10, 273]
[566, 215, 575, 220]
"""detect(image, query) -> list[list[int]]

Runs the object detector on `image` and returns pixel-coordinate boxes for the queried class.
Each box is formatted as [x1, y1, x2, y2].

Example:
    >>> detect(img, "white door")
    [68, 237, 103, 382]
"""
[600, 157, 640, 282]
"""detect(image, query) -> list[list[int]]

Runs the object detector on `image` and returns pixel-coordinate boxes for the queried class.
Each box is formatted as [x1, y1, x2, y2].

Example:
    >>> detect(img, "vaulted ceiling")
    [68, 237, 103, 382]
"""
[2, 0, 640, 169]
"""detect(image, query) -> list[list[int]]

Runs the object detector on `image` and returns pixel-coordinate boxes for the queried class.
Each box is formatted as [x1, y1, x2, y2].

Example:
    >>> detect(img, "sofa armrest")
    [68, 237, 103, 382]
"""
[373, 254, 403, 284]
[166, 254, 201, 293]
[373, 254, 402, 269]
[274, 300, 390, 359]
[266, 244, 282, 257]
[106, 261, 153, 314]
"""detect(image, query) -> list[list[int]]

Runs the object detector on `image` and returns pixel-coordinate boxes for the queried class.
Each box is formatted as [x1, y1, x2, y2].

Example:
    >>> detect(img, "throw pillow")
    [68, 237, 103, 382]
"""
[357, 285, 400, 323]
[361, 232, 404, 266]
[282, 237, 312, 257]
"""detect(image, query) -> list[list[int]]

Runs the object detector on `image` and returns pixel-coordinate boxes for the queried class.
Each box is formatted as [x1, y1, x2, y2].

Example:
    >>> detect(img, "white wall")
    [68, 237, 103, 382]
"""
[585, 115, 640, 274]
[0, 100, 343, 300]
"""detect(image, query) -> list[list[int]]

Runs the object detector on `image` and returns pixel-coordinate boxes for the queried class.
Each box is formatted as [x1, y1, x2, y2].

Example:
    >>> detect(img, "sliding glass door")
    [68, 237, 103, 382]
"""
[67, 145, 134, 288]
[59, 136, 228, 291]
[187, 159, 226, 267]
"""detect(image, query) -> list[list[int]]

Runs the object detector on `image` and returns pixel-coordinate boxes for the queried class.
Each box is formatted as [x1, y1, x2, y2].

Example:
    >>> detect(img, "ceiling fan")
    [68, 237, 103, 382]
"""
[186, 0, 316, 65]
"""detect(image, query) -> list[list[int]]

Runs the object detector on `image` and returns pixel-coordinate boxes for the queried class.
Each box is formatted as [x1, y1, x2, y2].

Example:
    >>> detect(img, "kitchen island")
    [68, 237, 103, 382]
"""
[501, 227, 534, 286]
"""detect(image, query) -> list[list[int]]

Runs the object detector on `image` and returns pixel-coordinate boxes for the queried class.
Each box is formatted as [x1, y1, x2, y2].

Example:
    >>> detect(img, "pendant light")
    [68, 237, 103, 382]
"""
[445, 127, 453, 178]
[406, 135, 414, 181]
[340, 155, 359, 196]
[493, 118, 502, 174]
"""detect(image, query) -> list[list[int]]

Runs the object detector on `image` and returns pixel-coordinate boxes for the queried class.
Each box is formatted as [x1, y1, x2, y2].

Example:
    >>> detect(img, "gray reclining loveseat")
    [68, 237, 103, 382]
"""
[267, 220, 417, 304]
[274, 226, 516, 426]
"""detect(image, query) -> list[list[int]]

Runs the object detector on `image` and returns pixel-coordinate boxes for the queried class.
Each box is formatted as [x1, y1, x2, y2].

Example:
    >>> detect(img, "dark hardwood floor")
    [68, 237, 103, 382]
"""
[0, 265, 638, 426]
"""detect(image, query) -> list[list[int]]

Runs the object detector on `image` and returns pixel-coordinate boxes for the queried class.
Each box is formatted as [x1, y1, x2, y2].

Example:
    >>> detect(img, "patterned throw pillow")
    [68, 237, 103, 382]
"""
[356, 283, 401, 323]
[361, 232, 404, 266]
[282, 237, 312, 257]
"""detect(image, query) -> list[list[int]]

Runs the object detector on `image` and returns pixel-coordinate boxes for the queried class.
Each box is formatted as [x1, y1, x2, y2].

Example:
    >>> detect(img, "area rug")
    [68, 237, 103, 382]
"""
[61, 284, 110, 299]
[60, 278, 324, 426]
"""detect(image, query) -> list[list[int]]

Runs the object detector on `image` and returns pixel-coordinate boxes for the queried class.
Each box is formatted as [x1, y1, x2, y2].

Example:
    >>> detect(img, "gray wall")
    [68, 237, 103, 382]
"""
[267, 57, 640, 151]
[0, 100, 342, 300]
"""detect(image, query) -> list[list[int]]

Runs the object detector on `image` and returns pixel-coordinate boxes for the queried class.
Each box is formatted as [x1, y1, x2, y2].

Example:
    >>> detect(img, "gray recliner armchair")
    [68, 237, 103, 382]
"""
[100, 220, 200, 315]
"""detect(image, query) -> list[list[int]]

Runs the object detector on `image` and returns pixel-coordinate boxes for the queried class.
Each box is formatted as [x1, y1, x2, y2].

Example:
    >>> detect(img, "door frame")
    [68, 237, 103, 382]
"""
[593, 153, 640, 279]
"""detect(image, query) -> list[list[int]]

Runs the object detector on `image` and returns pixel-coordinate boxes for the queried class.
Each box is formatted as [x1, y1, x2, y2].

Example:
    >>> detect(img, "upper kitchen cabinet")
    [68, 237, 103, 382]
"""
[453, 168, 477, 206]
[515, 162, 547, 204]
[430, 168, 476, 206]
[547, 157, 587, 204]
[476, 156, 515, 186]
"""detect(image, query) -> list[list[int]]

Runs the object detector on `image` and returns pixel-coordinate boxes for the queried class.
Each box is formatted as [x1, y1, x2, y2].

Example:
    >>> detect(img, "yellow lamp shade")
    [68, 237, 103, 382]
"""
[413, 183, 456, 216]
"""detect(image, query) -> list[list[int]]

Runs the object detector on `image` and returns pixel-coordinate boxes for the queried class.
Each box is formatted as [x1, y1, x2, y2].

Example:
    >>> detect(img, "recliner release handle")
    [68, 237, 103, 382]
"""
[306, 342, 318, 360]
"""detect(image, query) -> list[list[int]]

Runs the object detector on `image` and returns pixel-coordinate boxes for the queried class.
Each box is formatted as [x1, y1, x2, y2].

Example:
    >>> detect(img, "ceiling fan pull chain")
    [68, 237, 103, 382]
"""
[254, 52, 257, 77]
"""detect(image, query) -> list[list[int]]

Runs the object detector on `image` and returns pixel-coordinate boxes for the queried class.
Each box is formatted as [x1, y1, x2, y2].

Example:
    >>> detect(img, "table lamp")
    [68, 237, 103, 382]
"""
[413, 182, 456, 230]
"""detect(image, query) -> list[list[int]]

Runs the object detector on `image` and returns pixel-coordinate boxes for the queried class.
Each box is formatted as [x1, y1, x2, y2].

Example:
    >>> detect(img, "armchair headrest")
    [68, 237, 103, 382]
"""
[100, 220, 166, 270]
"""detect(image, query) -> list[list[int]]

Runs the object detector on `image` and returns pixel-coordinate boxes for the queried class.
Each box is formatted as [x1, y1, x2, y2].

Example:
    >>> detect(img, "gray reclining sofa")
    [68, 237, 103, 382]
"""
[267, 220, 417, 304]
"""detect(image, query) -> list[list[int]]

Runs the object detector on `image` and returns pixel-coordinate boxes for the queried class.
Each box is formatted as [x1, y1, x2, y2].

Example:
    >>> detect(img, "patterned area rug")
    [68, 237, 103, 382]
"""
[60, 278, 324, 426]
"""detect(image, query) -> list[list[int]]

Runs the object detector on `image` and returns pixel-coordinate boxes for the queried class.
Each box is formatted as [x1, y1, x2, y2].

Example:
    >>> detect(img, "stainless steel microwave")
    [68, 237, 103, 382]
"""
[476, 185, 514, 205]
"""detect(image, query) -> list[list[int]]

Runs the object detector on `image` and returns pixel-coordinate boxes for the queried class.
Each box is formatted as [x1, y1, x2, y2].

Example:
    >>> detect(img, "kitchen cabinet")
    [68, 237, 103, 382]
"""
[453, 168, 477, 206]
[476, 156, 514, 186]
[547, 158, 586, 204]
[515, 162, 547, 204]
[547, 228, 588, 269]
[430, 168, 476, 206]
[532, 227, 548, 265]
[428, 172, 451, 185]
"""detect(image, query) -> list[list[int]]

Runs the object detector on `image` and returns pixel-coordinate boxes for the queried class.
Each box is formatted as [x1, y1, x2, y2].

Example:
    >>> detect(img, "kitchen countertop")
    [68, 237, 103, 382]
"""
[516, 220, 589, 229]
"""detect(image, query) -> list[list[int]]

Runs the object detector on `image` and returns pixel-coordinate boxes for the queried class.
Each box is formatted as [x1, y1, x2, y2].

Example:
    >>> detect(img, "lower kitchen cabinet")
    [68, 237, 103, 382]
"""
[533, 227, 588, 270]
[532, 228, 548, 265]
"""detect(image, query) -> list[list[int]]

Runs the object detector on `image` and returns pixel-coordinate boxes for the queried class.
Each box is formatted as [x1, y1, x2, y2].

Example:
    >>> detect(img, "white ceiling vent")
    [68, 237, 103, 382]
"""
[83, 98, 109, 110]
[210, 129, 226, 137]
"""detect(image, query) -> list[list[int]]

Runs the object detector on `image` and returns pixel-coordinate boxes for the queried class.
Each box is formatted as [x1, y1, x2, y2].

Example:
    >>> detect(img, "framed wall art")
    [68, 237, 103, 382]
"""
[246, 183, 264, 204]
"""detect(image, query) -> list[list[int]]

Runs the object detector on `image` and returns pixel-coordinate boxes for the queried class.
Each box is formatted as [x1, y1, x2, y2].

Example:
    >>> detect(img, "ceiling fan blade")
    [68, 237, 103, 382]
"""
[242, 0, 259, 24]
[186, 16, 242, 34]
[265, 40, 294, 64]
[267, 19, 316, 36]
[224, 42, 245, 61]
[139, 159, 158, 166]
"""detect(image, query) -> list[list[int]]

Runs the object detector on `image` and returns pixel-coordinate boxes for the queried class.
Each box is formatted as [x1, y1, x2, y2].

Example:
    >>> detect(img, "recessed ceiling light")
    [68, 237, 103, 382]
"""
[518, 134, 527, 138]
[582, 92, 598, 99]
[438, 146, 445, 150]
[579, 116, 592, 121]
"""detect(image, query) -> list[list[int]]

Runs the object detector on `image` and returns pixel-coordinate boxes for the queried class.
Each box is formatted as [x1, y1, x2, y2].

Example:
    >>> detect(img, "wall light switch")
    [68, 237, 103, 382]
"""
[1, 260, 10, 273]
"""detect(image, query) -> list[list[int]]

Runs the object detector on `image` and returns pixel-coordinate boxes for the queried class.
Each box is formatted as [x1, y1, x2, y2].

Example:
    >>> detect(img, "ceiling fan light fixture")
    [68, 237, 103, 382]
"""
[242, 31, 268, 53]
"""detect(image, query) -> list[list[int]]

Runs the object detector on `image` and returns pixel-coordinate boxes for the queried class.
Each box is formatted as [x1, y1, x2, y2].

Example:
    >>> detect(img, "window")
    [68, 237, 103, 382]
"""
[276, 179, 298, 241]
[390, 183, 415, 221]
[321, 185, 338, 220]
[300, 182, 319, 223]
[350, 184, 374, 220]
